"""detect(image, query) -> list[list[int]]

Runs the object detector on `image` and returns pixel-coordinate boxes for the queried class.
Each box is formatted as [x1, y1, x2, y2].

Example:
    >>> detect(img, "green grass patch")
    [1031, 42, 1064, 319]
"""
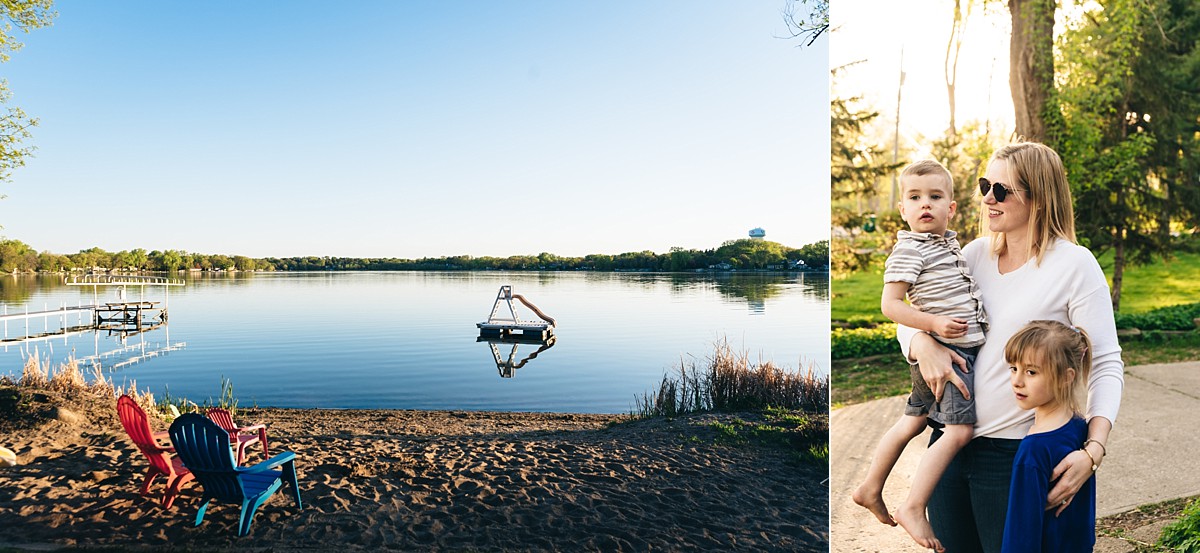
[1097, 249, 1200, 314]
[1122, 333, 1200, 366]
[831, 356, 913, 408]
[832, 265, 889, 323]
[704, 408, 829, 465]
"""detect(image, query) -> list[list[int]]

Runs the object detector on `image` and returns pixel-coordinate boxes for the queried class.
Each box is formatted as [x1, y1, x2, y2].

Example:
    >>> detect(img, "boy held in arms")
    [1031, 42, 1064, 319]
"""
[852, 160, 988, 552]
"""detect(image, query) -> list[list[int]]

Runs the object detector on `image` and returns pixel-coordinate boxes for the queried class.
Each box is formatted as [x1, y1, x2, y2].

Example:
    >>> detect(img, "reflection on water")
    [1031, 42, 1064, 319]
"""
[479, 335, 557, 378]
[0, 271, 828, 412]
[7, 324, 186, 374]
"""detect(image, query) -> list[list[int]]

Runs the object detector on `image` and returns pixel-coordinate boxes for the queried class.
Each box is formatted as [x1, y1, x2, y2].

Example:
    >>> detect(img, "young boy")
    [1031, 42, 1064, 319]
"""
[852, 159, 987, 552]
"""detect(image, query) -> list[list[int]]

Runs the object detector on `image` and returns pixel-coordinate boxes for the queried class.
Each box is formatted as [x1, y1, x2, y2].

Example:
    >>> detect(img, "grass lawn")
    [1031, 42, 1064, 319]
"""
[832, 249, 1200, 322]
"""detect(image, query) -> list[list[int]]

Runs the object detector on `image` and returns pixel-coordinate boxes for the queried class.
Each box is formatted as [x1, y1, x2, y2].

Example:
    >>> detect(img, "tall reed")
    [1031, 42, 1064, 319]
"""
[632, 341, 829, 418]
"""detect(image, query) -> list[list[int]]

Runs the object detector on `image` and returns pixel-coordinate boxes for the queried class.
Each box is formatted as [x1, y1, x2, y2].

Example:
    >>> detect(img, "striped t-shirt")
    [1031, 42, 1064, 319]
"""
[884, 230, 988, 347]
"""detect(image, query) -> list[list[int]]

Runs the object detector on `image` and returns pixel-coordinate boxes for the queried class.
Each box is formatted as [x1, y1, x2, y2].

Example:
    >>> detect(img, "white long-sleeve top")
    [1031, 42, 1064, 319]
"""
[899, 237, 1124, 439]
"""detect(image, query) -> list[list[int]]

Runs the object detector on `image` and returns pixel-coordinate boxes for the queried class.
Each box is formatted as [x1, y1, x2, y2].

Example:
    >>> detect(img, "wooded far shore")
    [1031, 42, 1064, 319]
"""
[0, 238, 829, 274]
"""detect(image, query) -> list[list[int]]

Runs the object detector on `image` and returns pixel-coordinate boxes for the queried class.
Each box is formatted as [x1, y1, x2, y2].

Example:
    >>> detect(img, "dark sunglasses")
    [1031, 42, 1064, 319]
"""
[978, 177, 1026, 203]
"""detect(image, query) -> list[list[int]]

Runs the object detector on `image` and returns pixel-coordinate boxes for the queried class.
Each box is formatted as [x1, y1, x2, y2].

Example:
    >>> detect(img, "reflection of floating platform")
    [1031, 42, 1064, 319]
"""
[477, 286, 556, 340]
[479, 335, 557, 378]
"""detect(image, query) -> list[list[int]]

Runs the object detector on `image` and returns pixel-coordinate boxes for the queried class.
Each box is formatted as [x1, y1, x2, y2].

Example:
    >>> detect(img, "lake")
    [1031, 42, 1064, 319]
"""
[0, 271, 829, 414]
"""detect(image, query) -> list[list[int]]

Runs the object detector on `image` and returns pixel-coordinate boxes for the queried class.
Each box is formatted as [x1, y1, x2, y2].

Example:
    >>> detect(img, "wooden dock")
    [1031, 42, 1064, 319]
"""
[0, 275, 185, 344]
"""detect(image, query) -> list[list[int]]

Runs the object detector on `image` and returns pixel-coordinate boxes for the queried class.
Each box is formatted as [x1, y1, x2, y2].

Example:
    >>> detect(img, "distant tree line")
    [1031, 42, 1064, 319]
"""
[0, 238, 829, 274]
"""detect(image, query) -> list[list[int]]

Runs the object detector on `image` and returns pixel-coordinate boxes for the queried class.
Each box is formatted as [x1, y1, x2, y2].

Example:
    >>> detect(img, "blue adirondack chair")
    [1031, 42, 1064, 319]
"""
[168, 413, 302, 536]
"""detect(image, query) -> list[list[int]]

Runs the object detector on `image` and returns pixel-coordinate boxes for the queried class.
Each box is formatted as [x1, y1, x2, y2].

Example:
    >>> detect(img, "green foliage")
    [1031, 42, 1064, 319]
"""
[1160, 498, 1200, 552]
[0, 237, 829, 274]
[1115, 303, 1200, 331]
[206, 375, 238, 417]
[1057, 0, 1200, 311]
[831, 323, 898, 360]
[0, 1, 56, 185]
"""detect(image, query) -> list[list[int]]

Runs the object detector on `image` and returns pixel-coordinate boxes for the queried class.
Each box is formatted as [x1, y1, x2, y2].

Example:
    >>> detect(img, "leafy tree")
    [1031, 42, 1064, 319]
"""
[0, 1, 55, 185]
[1057, 0, 1200, 311]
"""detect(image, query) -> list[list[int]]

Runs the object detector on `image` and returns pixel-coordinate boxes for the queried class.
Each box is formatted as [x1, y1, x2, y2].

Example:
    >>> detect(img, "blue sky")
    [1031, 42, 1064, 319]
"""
[1, 1, 828, 259]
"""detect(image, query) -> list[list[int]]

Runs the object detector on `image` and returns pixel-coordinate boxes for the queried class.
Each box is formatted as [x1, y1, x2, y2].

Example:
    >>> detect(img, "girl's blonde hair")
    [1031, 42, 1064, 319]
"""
[979, 142, 1077, 264]
[1004, 320, 1093, 414]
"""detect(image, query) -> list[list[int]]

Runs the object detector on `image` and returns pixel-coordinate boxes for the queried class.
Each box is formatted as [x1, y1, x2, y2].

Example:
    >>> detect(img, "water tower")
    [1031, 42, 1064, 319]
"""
[749, 227, 766, 240]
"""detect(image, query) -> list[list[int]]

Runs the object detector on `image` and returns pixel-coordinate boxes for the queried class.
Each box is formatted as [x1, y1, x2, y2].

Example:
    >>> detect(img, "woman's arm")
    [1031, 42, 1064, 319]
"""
[1047, 252, 1124, 513]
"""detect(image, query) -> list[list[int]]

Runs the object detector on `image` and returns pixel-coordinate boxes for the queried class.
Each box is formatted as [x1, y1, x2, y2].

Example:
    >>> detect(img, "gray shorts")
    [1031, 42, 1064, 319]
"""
[905, 344, 978, 426]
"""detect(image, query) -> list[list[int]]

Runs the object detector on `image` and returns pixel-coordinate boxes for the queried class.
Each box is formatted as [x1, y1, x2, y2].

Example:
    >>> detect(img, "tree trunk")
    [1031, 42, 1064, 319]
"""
[1111, 227, 1125, 313]
[945, 0, 970, 138]
[1008, 0, 1059, 145]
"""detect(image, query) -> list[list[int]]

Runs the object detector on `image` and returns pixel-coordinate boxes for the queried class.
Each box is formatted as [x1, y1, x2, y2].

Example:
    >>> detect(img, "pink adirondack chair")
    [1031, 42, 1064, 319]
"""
[116, 395, 195, 509]
[205, 407, 269, 465]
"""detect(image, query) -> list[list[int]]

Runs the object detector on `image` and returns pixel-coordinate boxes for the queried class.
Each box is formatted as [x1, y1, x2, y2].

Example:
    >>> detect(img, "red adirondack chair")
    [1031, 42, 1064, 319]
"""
[205, 407, 269, 465]
[116, 395, 195, 509]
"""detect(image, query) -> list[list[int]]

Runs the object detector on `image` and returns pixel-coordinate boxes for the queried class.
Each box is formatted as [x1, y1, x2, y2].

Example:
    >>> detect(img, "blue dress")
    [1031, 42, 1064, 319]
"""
[1001, 417, 1096, 553]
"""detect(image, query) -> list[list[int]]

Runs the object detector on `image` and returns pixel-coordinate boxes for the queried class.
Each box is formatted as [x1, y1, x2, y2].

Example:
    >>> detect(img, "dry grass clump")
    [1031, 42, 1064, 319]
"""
[633, 341, 830, 418]
[16, 352, 117, 399]
[20, 354, 49, 388]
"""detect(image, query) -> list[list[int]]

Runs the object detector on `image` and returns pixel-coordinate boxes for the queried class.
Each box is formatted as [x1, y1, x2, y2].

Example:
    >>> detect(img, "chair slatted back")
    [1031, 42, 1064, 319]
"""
[117, 395, 173, 475]
[205, 407, 240, 440]
[169, 414, 248, 502]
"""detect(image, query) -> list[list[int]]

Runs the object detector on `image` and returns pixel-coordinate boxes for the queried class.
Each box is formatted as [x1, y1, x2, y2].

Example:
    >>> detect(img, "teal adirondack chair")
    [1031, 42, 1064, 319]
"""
[168, 413, 302, 536]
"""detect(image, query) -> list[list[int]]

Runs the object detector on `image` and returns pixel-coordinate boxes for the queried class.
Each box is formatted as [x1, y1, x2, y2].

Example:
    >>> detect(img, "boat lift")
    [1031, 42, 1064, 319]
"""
[476, 286, 556, 340]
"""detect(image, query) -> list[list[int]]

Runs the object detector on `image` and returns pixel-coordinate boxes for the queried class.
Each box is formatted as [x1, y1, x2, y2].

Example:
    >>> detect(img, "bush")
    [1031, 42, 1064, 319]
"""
[832, 323, 899, 360]
[1159, 497, 1200, 552]
[1115, 303, 1200, 331]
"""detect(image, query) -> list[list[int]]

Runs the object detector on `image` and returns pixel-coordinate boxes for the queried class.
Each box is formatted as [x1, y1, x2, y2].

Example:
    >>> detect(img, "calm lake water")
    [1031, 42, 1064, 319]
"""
[0, 271, 828, 414]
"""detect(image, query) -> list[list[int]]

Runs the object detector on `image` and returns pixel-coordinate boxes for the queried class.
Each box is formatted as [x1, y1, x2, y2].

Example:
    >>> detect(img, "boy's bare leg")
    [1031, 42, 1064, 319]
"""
[853, 414, 929, 526]
[895, 423, 973, 552]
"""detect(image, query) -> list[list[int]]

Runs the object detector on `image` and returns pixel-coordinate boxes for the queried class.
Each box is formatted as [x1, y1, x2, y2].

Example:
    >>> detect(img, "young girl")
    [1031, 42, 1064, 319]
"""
[1001, 320, 1098, 552]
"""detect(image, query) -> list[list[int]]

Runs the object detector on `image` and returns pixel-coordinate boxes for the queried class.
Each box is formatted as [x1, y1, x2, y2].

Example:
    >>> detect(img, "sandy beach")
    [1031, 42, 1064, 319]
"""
[0, 387, 828, 551]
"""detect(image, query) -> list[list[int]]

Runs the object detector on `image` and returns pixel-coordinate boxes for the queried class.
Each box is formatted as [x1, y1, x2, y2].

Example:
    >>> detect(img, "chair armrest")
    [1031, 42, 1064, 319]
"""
[237, 423, 267, 433]
[243, 451, 296, 473]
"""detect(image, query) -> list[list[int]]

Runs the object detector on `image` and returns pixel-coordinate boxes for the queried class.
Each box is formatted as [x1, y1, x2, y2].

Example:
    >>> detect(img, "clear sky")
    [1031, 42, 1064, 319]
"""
[0, 1, 829, 259]
[831, 0, 1014, 156]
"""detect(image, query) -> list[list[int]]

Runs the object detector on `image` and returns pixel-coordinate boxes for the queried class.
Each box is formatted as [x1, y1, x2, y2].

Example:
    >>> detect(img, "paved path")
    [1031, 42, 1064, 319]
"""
[830, 361, 1200, 552]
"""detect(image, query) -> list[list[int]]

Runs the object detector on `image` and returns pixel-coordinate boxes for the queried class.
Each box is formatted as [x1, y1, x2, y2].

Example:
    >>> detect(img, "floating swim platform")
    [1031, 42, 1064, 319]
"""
[477, 286, 556, 340]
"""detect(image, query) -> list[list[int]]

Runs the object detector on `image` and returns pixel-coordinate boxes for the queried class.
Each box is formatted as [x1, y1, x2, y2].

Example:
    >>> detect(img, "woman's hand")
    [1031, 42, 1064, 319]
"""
[910, 332, 970, 402]
[1046, 449, 1096, 515]
[1047, 418, 1111, 516]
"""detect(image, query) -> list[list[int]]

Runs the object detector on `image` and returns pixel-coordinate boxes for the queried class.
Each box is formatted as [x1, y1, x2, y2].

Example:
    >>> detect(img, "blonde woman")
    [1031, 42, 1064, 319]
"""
[899, 142, 1123, 553]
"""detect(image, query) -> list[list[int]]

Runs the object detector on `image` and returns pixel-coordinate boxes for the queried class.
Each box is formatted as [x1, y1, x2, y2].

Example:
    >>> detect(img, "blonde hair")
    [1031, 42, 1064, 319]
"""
[1004, 320, 1093, 414]
[979, 142, 1077, 264]
[900, 159, 954, 194]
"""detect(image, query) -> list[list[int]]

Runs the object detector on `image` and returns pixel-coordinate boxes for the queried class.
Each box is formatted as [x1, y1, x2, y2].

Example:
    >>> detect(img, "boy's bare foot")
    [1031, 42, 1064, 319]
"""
[895, 503, 944, 552]
[852, 484, 897, 526]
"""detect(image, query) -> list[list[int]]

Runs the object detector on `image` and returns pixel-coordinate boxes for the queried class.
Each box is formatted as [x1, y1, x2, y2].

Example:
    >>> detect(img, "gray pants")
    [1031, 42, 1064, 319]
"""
[905, 344, 978, 425]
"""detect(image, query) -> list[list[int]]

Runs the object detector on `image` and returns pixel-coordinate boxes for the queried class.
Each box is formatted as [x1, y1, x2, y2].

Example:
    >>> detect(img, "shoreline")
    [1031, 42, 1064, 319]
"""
[0, 392, 828, 552]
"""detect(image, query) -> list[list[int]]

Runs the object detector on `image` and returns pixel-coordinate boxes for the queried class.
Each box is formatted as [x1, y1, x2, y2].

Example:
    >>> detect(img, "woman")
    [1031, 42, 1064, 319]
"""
[899, 142, 1124, 552]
